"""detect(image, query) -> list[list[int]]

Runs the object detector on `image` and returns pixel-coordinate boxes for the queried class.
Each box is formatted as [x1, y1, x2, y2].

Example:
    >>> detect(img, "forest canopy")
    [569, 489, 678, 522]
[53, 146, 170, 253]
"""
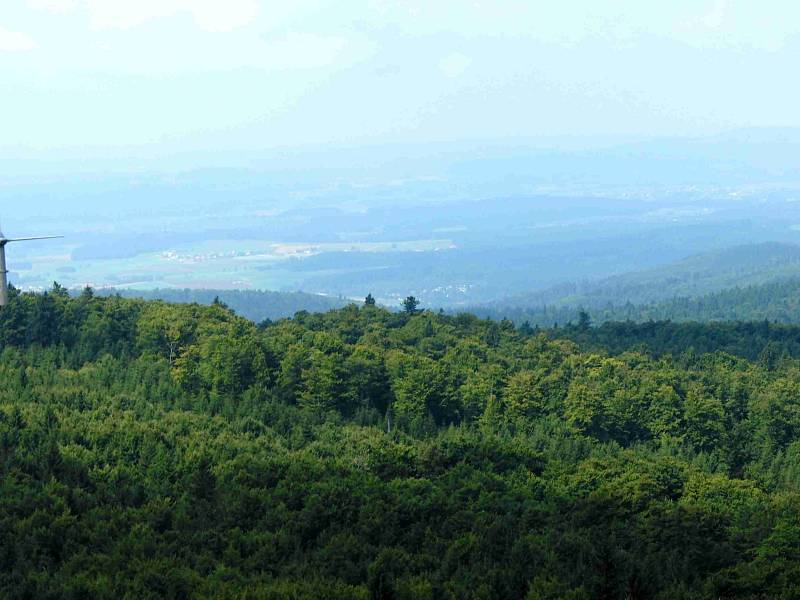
[2, 286, 800, 598]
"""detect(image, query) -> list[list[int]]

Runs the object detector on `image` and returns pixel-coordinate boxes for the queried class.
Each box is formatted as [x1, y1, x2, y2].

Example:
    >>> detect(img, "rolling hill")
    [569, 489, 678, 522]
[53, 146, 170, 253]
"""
[473, 242, 800, 325]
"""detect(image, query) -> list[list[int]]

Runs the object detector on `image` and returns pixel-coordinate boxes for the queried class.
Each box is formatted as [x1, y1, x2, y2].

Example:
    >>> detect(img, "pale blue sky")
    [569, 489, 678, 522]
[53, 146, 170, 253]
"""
[1, 0, 799, 164]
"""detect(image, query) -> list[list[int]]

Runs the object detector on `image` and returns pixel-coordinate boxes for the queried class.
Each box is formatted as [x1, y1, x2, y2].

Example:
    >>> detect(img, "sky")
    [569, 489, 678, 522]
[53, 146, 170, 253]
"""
[1, 0, 799, 168]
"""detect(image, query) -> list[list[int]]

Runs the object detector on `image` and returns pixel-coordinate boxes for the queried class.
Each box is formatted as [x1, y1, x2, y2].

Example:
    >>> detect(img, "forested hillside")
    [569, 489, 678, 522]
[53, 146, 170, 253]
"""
[553, 318, 800, 363]
[97, 288, 348, 323]
[475, 277, 800, 329]
[3, 286, 800, 598]
[474, 243, 800, 326]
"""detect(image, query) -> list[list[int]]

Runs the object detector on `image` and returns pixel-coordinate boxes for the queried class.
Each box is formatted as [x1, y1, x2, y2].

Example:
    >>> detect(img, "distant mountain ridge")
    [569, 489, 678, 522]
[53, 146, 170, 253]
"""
[473, 277, 800, 327]
[470, 242, 800, 325]
[488, 242, 800, 308]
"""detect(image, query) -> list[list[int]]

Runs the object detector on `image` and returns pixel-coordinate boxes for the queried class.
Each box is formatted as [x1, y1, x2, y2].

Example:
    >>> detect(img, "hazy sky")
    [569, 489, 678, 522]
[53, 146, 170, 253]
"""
[1, 0, 799, 160]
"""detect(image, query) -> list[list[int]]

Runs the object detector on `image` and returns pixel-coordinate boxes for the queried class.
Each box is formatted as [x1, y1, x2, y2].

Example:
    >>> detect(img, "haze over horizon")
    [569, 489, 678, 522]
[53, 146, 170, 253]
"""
[2, 0, 800, 175]
[2, 1, 800, 310]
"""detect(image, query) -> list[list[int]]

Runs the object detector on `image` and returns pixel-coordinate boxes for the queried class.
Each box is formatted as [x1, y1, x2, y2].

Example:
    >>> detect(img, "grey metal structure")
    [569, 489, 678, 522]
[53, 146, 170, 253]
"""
[0, 228, 63, 307]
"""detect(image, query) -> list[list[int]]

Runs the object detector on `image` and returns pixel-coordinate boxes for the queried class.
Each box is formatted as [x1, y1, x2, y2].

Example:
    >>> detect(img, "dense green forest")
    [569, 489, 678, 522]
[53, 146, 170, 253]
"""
[4, 285, 800, 598]
[97, 288, 348, 322]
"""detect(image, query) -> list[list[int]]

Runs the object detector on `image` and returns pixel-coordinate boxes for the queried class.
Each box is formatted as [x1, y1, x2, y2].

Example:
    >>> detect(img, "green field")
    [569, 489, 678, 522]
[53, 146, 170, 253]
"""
[10, 238, 453, 296]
